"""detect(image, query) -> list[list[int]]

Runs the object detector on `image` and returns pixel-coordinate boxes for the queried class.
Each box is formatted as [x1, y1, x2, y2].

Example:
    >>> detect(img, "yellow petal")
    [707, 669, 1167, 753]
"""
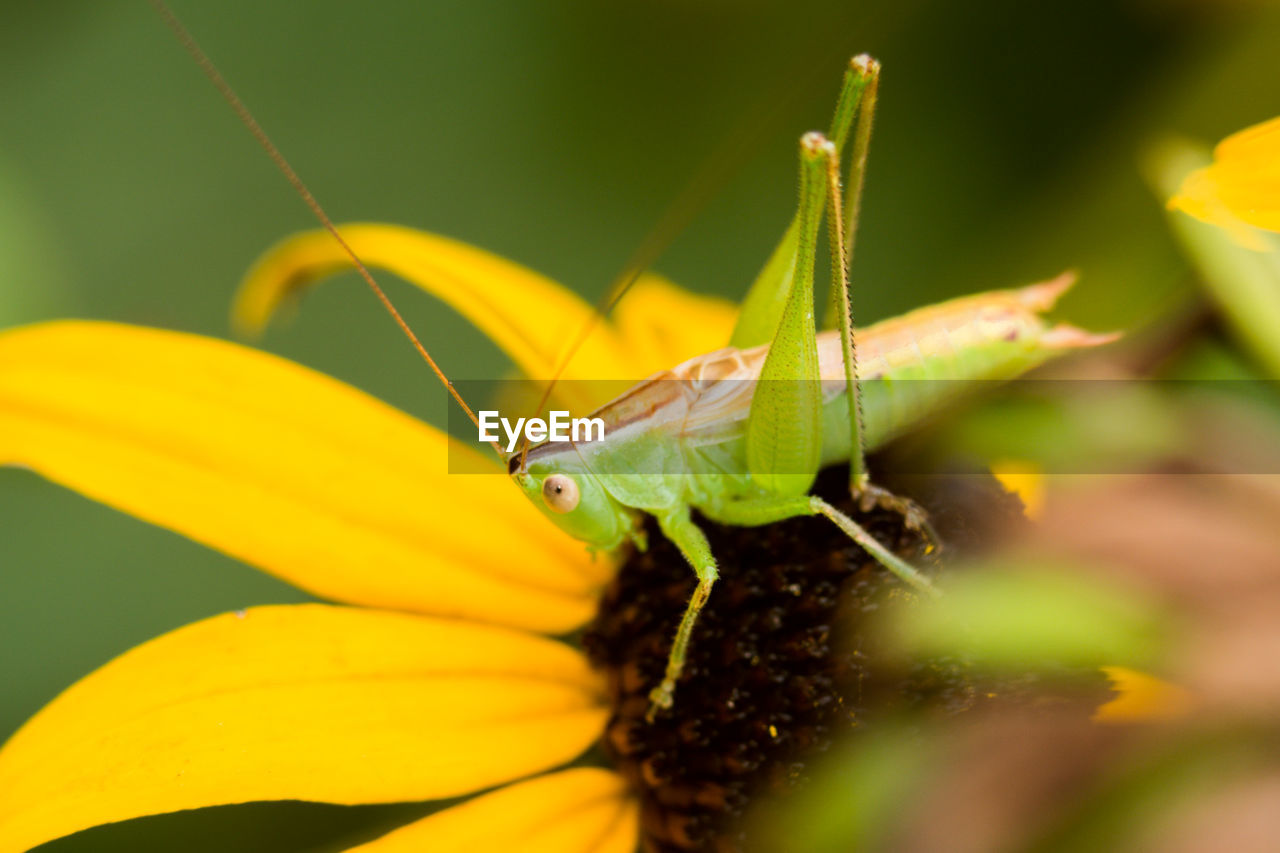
[1094, 665, 1195, 723]
[989, 459, 1046, 520]
[343, 768, 638, 852]
[0, 321, 611, 634]
[0, 605, 608, 853]
[1168, 167, 1274, 251]
[611, 272, 739, 376]
[1169, 116, 1280, 244]
[234, 224, 637, 412]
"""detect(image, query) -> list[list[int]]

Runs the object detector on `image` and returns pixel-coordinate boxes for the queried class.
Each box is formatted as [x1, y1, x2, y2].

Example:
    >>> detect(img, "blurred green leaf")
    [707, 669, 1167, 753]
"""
[941, 383, 1186, 475]
[884, 561, 1169, 671]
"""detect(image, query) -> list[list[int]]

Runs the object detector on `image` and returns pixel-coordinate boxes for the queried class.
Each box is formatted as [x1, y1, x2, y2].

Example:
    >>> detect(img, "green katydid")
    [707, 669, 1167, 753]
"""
[509, 57, 1112, 715]
[157, 3, 1115, 720]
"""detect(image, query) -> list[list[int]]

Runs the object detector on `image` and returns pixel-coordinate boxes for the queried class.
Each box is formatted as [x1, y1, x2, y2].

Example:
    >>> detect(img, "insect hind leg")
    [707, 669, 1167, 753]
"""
[819, 58, 942, 553]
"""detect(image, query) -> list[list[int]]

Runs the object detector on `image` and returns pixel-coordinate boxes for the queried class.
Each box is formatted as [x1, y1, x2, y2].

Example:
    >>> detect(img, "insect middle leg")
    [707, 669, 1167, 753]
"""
[703, 495, 938, 597]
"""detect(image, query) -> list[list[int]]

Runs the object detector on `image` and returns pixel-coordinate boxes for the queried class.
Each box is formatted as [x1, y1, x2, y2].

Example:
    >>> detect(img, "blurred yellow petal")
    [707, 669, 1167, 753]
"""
[0, 321, 611, 634]
[1214, 114, 1280, 169]
[0, 605, 607, 853]
[1094, 665, 1195, 723]
[1169, 169, 1273, 251]
[235, 224, 637, 412]
[611, 273, 739, 376]
[344, 768, 637, 852]
[989, 459, 1046, 520]
[1169, 116, 1280, 248]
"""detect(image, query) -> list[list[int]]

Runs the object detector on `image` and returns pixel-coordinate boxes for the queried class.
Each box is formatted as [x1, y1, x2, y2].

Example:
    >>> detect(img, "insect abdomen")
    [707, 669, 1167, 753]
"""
[817, 273, 1115, 454]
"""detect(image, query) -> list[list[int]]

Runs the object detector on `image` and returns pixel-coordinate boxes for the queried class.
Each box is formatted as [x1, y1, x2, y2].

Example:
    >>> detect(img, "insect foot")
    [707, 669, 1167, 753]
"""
[646, 681, 675, 722]
[647, 572, 718, 722]
[582, 466, 1047, 851]
[857, 481, 942, 552]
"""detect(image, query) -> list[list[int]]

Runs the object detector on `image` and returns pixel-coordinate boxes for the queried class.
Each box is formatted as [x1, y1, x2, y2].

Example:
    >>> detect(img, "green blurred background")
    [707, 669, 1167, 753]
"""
[3, 0, 1280, 849]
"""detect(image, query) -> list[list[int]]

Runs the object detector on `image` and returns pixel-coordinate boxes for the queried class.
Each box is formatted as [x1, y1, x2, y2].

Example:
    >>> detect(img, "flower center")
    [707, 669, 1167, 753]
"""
[581, 467, 1030, 850]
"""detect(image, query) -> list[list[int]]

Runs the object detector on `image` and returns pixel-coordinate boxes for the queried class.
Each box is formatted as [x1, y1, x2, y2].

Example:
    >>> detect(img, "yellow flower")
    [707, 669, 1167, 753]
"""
[1168, 115, 1280, 250]
[0, 224, 736, 852]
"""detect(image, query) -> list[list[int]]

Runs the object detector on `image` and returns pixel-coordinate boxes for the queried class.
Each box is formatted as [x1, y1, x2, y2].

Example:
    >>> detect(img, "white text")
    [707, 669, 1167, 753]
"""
[478, 410, 606, 453]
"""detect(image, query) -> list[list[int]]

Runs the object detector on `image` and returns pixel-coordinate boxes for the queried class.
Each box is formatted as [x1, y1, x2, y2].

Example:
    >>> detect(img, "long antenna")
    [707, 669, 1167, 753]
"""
[514, 57, 825, 473]
[148, 0, 502, 457]
[516, 267, 638, 472]
[514, 147, 737, 472]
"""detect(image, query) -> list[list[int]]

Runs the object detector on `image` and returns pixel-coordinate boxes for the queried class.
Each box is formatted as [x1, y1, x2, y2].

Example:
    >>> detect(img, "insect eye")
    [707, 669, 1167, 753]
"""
[541, 474, 580, 513]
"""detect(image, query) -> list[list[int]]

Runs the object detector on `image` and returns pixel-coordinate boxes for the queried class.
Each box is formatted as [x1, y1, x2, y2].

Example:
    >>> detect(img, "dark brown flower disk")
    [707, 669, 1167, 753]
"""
[582, 464, 1094, 852]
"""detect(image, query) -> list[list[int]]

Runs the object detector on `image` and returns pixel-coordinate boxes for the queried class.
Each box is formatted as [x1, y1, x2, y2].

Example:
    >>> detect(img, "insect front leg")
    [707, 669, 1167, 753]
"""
[648, 507, 719, 721]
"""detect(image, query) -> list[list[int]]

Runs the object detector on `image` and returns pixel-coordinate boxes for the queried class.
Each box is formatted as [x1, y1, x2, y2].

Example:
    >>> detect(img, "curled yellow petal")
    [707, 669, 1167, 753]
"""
[234, 224, 639, 411]
[1094, 665, 1195, 723]
[1169, 116, 1280, 247]
[0, 321, 611, 634]
[343, 768, 638, 852]
[0, 605, 608, 853]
